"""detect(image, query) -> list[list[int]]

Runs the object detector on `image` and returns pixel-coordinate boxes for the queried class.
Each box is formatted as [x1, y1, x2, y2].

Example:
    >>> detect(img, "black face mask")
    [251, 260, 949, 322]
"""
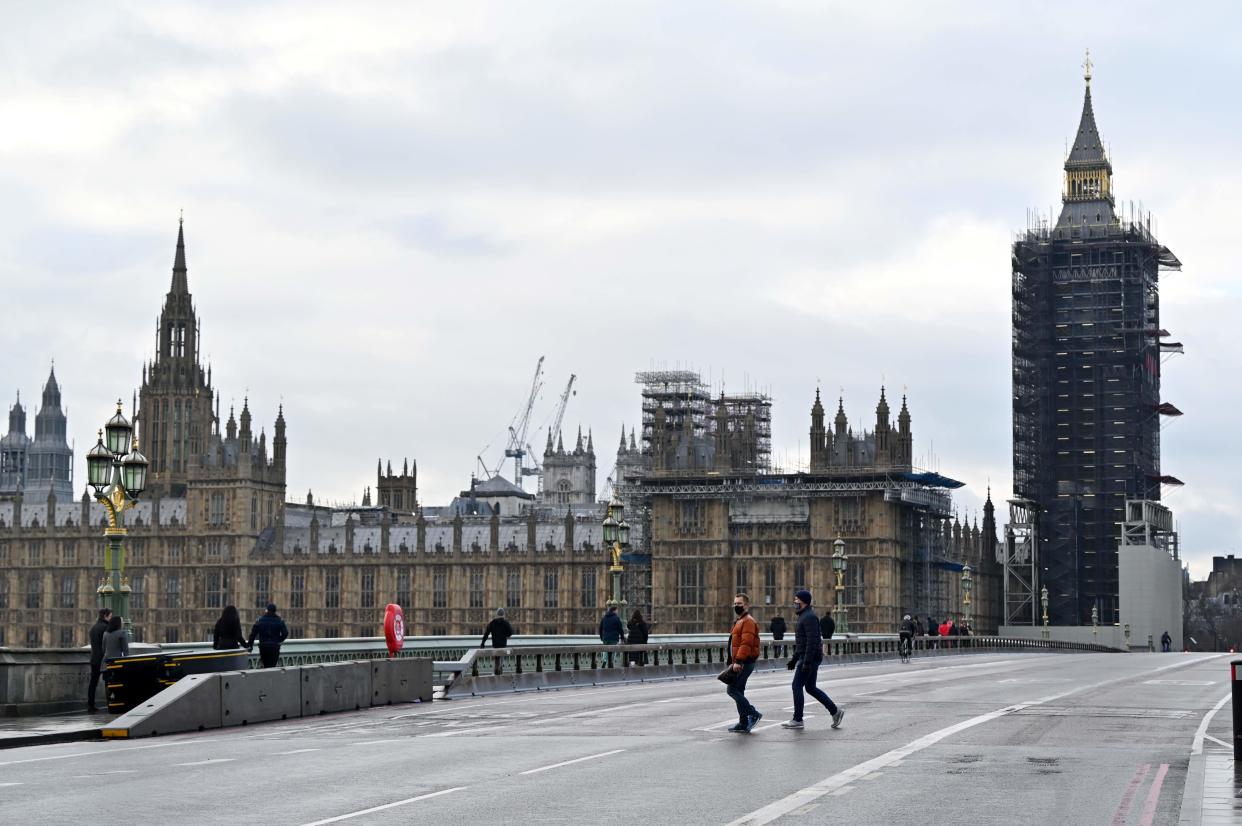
[733, 605, 745, 616]
[794, 602, 805, 614]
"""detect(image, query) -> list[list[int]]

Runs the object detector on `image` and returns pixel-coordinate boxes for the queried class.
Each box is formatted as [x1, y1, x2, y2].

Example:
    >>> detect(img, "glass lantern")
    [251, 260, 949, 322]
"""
[86, 432, 114, 490]
[104, 402, 133, 457]
[121, 443, 149, 495]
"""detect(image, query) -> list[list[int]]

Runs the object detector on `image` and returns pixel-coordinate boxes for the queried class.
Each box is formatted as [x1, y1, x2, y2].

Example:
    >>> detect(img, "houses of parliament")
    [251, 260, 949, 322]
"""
[0, 224, 997, 648]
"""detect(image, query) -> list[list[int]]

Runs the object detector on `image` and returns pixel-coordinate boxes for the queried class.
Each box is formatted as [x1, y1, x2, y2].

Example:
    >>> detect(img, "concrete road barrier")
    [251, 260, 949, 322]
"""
[302, 661, 371, 715]
[102, 673, 223, 739]
[370, 658, 433, 705]
[221, 668, 301, 727]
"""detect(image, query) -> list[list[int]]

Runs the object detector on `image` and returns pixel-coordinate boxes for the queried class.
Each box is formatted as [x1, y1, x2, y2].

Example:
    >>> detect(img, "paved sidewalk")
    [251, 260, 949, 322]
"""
[0, 711, 111, 749]
[1180, 690, 1239, 825]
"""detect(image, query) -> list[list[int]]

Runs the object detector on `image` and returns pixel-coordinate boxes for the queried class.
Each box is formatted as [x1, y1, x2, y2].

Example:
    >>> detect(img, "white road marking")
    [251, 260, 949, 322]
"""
[276, 749, 321, 755]
[299, 787, 465, 825]
[0, 782, 24, 787]
[0, 738, 219, 767]
[829, 787, 852, 796]
[728, 654, 1228, 826]
[1203, 734, 1231, 749]
[1144, 679, 1214, 686]
[1192, 690, 1233, 755]
[175, 758, 235, 766]
[347, 739, 403, 746]
[520, 749, 626, 775]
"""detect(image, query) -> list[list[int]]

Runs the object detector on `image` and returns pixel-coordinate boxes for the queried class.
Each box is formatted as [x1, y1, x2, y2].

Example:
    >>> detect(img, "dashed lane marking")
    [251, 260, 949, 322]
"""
[276, 749, 321, 755]
[0, 738, 220, 767]
[299, 787, 465, 826]
[519, 749, 626, 776]
[175, 758, 236, 767]
[347, 740, 403, 746]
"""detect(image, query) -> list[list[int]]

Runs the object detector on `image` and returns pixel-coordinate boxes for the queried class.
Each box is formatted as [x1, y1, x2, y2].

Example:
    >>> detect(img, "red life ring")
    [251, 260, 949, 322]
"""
[384, 603, 405, 657]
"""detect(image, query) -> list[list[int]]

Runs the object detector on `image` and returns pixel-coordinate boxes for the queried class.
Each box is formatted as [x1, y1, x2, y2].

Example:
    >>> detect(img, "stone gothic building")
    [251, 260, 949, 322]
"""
[1, 367, 74, 500]
[539, 427, 596, 506]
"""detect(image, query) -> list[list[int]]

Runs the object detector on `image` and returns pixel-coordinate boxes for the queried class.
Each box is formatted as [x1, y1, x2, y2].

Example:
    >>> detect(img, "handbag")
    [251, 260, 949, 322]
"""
[717, 665, 739, 685]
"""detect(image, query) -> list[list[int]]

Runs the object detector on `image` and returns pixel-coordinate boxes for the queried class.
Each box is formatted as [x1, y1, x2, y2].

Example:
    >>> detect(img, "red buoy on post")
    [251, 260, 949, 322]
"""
[384, 603, 405, 658]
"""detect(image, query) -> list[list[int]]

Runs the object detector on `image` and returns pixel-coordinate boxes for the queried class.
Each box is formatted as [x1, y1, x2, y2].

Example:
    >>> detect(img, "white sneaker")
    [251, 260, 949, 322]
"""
[781, 719, 804, 729]
[831, 708, 845, 729]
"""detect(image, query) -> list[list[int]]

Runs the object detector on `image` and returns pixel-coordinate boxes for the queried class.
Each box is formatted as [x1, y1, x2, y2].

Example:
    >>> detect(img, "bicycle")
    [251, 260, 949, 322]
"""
[898, 633, 913, 663]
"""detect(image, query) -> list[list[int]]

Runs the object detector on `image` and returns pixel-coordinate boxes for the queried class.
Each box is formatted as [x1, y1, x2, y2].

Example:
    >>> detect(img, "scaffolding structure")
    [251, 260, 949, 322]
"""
[1002, 498, 1038, 625]
[1011, 212, 1180, 625]
[635, 370, 771, 473]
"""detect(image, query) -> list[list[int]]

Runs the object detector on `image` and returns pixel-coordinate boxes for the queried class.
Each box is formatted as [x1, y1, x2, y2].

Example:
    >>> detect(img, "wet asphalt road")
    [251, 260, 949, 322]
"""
[0, 651, 1231, 825]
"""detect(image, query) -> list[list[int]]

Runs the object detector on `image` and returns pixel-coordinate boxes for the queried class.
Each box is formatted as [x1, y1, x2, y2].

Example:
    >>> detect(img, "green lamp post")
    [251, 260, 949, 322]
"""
[832, 538, 848, 635]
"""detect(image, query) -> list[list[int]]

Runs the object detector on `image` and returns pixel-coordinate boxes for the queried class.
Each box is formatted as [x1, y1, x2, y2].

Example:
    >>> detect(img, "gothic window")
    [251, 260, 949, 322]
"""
[543, 571, 559, 609]
[735, 563, 749, 595]
[432, 568, 447, 609]
[204, 571, 223, 609]
[677, 501, 705, 535]
[580, 570, 597, 609]
[58, 574, 75, 609]
[250, 495, 258, 531]
[468, 572, 484, 609]
[397, 570, 412, 607]
[557, 479, 571, 505]
[846, 563, 865, 608]
[0, 577, 8, 608]
[164, 627, 180, 644]
[25, 574, 42, 609]
[59, 628, 74, 647]
[207, 537, 223, 558]
[28, 542, 42, 565]
[173, 400, 182, 471]
[130, 574, 145, 610]
[209, 493, 225, 527]
[677, 562, 703, 606]
[506, 570, 522, 608]
[290, 573, 305, 609]
[165, 573, 181, 609]
[764, 563, 777, 606]
[325, 571, 340, 609]
[61, 542, 77, 565]
[361, 570, 376, 609]
[254, 572, 270, 609]
[26, 628, 39, 647]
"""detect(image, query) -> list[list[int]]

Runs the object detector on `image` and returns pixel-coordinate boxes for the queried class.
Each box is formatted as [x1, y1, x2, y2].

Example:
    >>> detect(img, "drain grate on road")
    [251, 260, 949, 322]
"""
[1010, 706, 1191, 719]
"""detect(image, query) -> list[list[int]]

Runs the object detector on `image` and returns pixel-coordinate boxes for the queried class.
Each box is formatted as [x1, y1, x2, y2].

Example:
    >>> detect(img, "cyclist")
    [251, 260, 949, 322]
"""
[898, 614, 916, 660]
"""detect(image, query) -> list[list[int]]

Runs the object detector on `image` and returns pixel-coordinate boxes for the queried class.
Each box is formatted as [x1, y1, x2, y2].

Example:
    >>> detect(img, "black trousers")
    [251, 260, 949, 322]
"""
[258, 645, 281, 668]
[88, 661, 103, 709]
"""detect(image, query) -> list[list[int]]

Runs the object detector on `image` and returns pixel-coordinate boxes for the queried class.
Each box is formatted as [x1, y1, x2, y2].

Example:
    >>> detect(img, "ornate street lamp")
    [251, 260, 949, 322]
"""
[87, 401, 148, 637]
[832, 538, 848, 635]
[604, 494, 628, 613]
[960, 564, 972, 632]
[1040, 584, 1050, 640]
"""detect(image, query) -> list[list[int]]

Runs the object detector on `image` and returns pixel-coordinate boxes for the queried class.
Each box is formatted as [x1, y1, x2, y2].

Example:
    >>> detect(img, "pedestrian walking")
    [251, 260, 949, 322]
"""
[480, 608, 514, 649]
[726, 593, 762, 733]
[927, 616, 939, 649]
[627, 610, 652, 665]
[770, 615, 787, 657]
[87, 608, 112, 712]
[782, 590, 844, 730]
[1161, 630, 1172, 652]
[599, 601, 625, 645]
[820, 610, 836, 641]
[102, 615, 128, 664]
[248, 603, 289, 668]
[212, 605, 248, 650]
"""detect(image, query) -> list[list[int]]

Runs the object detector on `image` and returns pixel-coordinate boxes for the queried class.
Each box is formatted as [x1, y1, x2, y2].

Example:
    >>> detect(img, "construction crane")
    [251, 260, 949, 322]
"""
[499, 356, 545, 485]
[525, 374, 577, 492]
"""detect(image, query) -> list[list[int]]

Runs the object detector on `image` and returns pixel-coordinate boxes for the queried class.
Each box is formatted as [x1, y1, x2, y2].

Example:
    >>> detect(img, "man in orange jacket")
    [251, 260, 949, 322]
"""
[727, 593, 763, 733]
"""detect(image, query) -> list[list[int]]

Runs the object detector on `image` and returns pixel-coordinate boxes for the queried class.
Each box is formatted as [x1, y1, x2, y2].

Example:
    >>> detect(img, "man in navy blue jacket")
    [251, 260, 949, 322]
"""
[249, 603, 290, 668]
[782, 590, 844, 730]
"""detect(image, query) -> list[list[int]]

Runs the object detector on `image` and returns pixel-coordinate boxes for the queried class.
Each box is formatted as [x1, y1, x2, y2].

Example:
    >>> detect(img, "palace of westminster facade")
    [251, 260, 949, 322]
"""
[0, 225, 999, 648]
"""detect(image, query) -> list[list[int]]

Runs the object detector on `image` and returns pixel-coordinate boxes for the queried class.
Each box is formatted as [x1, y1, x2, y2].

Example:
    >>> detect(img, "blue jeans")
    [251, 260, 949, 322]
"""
[792, 661, 837, 721]
[727, 660, 759, 723]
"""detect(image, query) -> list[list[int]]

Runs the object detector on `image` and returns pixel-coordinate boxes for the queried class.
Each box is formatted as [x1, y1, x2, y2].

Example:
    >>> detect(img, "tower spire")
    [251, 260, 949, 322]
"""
[171, 216, 188, 294]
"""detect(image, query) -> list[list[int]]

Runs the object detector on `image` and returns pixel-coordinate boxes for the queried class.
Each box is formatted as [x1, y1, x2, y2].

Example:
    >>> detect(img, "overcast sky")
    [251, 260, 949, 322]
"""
[2, 2, 1238, 577]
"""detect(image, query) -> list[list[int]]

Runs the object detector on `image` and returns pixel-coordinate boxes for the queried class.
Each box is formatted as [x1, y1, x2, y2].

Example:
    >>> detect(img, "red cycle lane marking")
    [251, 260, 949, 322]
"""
[1112, 763, 1151, 826]
[1137, 763, 1169, 826]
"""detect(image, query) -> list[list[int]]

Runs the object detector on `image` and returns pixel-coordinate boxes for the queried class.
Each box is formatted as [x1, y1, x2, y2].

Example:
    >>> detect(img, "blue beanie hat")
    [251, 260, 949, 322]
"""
[795, 589, 813, 606]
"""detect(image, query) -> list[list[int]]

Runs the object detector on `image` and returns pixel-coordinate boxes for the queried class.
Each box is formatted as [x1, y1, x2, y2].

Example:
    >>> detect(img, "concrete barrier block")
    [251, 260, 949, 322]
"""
[371, 658, 433, 705]
[102, 673, 222, 739]
[221, 668, 302, 727]
[301, 661, 371, 715]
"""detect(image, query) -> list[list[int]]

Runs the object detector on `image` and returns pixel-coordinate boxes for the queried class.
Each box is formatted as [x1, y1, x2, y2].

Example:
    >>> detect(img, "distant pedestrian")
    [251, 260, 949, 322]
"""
[726, 593, 762, 733]
[627, 610, 652, 665]
[927, 617, 939, 649]
[212, 605, 248, 650]
[102, 615, 128, 664]
[820, 611, 836, 641]
[599, 602, 625, 645]
[770, 615, 787, 657]
[87, 608, 112, 712]
[248, 603, 289, 668]
[480, 608, 514, 649]
[782, 590, 844, 730]
[1161, 630, 1172, 652]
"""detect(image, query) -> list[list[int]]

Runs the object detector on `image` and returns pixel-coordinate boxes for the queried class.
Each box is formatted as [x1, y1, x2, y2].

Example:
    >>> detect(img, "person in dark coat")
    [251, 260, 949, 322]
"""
[820, 611, 836, 641]
[599, 602, 625, 644]
[770, 615, 787, 657]
[87, 608, 112, 712]
[102, 615, 128, 664]
[627, 610, 652, 665]
[248, 603, 289, 668]
[212, 605, 248, 650]
[1160, 630, 1172, 652]
[480, 608, 514, 648]
[782, 590, 843, 730]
